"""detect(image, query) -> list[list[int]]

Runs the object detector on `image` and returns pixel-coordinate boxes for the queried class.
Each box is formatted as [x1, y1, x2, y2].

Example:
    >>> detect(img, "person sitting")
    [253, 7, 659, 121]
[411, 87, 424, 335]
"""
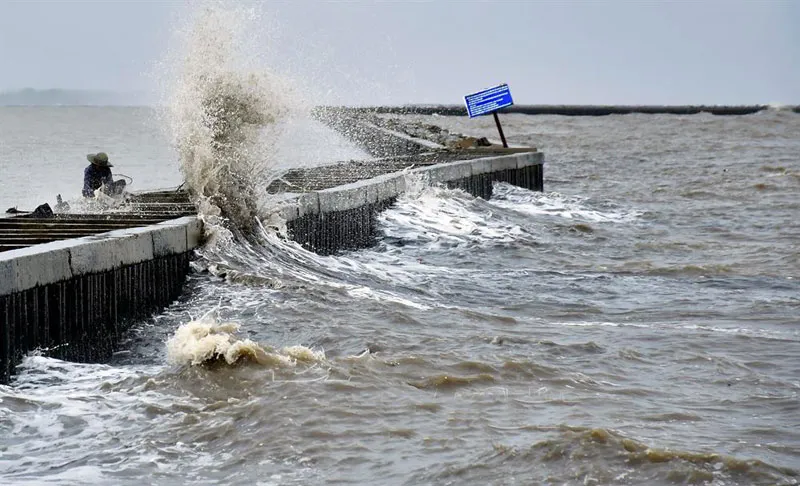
[83, 152, 126, 197]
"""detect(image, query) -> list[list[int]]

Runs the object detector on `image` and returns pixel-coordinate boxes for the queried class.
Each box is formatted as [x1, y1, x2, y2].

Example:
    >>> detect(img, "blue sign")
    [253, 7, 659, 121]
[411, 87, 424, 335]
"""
[464, 84, 514, 118]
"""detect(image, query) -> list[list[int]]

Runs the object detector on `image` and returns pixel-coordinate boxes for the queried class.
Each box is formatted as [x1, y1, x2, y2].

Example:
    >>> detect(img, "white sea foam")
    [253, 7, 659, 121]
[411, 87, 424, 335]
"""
[490, 183, 643, 223]
[247, 219, 440, 308]
[1, 354, 323, 484]
[0, 357, 178, 483]
[678, 324, 798, 342]
[378, 183, 526, 248]
[549, 320, 796, 342]
[347, 286, 432, 310]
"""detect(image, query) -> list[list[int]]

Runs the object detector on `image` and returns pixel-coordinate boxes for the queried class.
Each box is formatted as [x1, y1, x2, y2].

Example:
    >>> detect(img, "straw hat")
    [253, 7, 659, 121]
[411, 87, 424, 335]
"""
[87, 152, 113, 168]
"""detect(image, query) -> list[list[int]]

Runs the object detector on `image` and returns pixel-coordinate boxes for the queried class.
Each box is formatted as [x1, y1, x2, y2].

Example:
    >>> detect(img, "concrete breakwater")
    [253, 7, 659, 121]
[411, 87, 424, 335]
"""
[267, 150, 544, 255]
[0, 192, 202, 383]
[0, 190, 197, 253]
[1, 148, 543, 383]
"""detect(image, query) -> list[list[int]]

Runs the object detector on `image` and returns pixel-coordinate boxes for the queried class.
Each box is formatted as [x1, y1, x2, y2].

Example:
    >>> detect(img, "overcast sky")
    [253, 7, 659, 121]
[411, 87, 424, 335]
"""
[0, 1, 797, 105]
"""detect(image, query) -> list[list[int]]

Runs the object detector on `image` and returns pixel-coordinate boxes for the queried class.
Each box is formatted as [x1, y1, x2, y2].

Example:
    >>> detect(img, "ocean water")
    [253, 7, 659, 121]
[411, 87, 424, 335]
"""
[1, 107, 799, 485]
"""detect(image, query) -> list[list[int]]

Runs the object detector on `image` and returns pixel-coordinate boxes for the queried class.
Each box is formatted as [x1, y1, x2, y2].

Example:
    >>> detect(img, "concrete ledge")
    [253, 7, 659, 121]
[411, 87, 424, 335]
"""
[184, 217, 204, 250]
[270, 152, 543, 224]
[516, 151, 544, 167]
[76, 226, 156, 275]
[0, 216, 202, 296]
[423, 160, 473, 185]
[319, 183, 368, 213]
[153, 220, 189, 258]
[0, 240, 74, 296]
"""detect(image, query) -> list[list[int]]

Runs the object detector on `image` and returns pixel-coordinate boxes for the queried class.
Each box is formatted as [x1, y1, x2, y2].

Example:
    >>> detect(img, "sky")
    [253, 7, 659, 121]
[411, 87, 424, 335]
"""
[0, 0, 798, 106]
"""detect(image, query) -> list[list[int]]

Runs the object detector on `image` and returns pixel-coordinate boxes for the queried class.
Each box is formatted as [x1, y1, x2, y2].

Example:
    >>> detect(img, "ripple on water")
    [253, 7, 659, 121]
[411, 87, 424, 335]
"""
[411, 426, 798, 485]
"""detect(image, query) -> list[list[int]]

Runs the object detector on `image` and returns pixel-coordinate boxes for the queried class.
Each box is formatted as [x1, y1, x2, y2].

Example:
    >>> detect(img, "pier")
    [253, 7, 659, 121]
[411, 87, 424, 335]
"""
[0, 114, 544, 383]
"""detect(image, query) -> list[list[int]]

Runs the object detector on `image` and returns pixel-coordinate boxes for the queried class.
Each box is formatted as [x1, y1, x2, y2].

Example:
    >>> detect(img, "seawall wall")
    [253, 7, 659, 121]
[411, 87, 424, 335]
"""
[271, 151, 544, 255]
[0, 216, 202, 382]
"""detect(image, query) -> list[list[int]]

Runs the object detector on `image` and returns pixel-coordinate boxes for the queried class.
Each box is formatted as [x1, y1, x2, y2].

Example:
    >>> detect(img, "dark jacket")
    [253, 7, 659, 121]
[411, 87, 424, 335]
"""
[83, 164, 114, 197]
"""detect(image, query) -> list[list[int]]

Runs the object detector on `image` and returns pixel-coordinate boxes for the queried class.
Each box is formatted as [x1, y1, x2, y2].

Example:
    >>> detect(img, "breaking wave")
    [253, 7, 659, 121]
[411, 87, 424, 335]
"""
[163, 4, 294, 232]
[166, 313, 325, 367]
[377, 183, 528, 250]
[491, 182, 644, 223]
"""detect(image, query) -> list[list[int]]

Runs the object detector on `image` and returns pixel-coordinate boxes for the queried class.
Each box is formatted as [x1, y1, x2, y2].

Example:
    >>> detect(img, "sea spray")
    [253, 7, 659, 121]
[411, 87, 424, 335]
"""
[164, 4, 294, 232]
[166, 314, 325, 367]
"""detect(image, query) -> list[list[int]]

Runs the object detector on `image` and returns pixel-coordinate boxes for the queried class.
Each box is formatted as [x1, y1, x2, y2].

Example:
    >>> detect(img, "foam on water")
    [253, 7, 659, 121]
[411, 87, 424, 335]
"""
[491, 182, 644, 223]
[378, 182, 527, 249]
[547, 319, 799, 344]
[0, 353, 324, 485]
[218, 221, 438, 310]
[0, 357, 171, 484]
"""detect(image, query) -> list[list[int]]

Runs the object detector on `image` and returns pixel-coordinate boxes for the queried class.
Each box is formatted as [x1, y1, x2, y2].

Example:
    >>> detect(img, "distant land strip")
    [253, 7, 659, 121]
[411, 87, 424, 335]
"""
[339, 105, 799, 116]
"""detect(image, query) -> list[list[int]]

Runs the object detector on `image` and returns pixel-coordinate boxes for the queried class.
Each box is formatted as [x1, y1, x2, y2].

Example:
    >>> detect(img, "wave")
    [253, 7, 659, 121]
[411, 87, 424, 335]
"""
[376, 181, 529, 251]
[415, 425, 798, 485]
[162, 3, 294, 232]
[166, 313, 325, 367]
[613, 261, 734, 277]
[490, 183, 644, 223]
[407, 373, 496, 391]
[550, 319, 798, 342]
[194, 219, 439, 311]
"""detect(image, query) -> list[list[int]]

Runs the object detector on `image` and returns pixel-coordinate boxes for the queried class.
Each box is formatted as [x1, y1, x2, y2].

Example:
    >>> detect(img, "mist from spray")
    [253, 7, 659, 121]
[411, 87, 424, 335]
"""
[164, 4, 295, 233]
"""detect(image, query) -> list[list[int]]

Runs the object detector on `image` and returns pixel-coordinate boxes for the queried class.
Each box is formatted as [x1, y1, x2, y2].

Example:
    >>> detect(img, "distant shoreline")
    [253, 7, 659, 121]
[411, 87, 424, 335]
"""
[333, 104, 800, 116]
[0, 88, 153, 107]
[2, 89, 798, 116]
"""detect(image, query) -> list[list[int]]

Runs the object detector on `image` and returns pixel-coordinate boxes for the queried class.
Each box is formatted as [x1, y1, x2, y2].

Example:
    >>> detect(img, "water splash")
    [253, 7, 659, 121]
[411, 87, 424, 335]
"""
[166, 314, 325, 367]
[163, 3, 295, 232]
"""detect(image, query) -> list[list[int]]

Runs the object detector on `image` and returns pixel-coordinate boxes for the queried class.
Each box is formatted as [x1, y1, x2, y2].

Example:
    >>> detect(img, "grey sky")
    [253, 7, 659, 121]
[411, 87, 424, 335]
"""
[1, 1, 797, 105]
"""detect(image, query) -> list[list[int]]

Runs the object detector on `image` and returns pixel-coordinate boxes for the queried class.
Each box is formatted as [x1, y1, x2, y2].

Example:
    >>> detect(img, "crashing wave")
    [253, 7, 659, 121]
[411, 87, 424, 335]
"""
[166, 314, 325, 367]
[163, 4, 293, 232]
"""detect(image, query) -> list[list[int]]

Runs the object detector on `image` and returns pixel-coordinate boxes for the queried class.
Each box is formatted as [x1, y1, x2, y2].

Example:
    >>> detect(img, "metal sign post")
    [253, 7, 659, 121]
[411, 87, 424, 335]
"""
[492, 112, 508, 148]
[464, 83, 514, 148]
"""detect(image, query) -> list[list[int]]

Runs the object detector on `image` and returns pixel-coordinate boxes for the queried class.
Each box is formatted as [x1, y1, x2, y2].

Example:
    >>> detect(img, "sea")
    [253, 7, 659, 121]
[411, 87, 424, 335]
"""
[0, 104, 798, 485]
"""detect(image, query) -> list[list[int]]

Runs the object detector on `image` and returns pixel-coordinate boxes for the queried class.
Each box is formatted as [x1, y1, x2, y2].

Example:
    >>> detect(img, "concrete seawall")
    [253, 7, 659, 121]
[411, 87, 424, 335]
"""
[1, 150, 543, 382]
[269, 151, 544, 255]
[0, 215, 202, 382]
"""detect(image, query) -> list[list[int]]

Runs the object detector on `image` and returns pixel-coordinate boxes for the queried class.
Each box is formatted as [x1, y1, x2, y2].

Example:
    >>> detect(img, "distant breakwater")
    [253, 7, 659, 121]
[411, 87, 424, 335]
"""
[333, 105, 799, 117]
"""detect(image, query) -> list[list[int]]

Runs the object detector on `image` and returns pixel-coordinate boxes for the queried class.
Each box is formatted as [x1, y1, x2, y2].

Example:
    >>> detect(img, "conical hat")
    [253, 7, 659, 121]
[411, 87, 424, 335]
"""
[87, 152, 113, 167]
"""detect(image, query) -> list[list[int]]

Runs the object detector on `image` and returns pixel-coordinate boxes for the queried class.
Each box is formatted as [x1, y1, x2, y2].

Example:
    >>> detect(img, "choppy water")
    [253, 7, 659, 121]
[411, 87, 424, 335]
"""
[1, 108, 799, 485]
